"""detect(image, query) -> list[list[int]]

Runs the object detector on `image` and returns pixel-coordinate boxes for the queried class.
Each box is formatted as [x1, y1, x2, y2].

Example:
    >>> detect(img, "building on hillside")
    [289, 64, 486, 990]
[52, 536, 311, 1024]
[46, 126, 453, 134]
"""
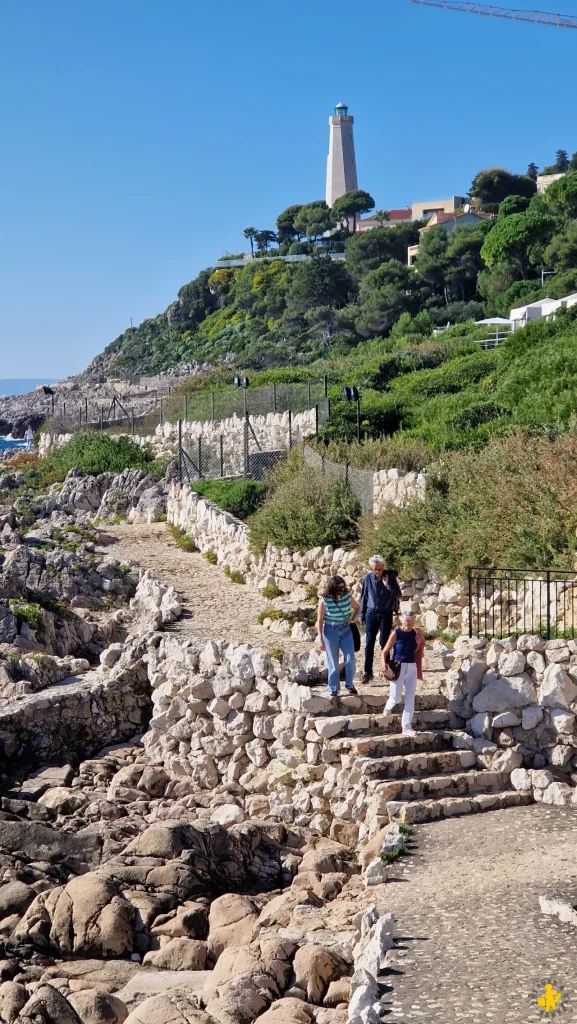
[411, 196, 467, 221]
[326, 102, 358, 208]
[408, 210, 493, 266]
[357, 208, 412, 231]
[537, 172, 565, 194]
[509, 293, 577, 330]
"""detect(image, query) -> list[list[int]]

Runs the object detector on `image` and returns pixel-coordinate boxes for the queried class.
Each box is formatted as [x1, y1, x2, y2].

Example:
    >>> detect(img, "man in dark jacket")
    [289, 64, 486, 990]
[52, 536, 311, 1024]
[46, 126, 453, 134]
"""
[360, 555, 401, 683]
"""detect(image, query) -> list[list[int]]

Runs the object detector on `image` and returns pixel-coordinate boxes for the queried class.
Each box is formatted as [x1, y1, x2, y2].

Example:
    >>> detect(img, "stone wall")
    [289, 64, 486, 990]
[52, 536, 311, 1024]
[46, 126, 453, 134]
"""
[372, 467, 426, 515]
[38, 407, 319, 461]
[167, 480, 466, 634]
[442, 633, 577, 805]
[0, 637, 151, 764]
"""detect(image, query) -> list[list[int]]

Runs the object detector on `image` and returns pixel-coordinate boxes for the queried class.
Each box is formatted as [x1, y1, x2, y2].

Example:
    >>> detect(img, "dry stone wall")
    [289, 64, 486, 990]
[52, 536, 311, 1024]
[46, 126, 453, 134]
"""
[442, 634, 577, 805]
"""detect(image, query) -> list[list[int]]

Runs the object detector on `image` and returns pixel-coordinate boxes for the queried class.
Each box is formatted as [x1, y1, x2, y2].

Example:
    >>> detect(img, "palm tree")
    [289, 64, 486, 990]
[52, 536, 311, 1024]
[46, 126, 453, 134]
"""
[243, 227, 256, 256]
[374, 210, 390, 228]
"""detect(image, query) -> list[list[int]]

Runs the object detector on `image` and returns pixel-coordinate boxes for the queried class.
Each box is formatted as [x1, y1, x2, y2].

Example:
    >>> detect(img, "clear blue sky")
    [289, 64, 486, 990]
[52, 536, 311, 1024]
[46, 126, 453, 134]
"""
[1, 0, 577, 378]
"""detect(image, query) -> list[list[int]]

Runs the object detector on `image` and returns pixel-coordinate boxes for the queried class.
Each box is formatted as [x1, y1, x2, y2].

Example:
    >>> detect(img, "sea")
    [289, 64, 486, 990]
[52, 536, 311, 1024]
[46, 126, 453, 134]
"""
[0, 378, 58, 454]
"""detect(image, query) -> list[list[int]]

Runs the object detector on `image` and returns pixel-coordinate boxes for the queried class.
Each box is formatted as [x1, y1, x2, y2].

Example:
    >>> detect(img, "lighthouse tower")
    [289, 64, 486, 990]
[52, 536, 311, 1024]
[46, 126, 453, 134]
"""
[326, 102, 358, 208]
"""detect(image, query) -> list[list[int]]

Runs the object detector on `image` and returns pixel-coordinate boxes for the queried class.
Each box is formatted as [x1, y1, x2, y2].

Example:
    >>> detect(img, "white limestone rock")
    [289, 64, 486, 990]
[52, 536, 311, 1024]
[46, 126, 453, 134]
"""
[539, 663, 577, 709]
[542, 781, 574, 806]
[510, 768, 532, 792]
[472, 674, 537, 713]
[492, 711, 521, 728]
[522, 706, 544, 730]
[498, 650, 526, 678]
[364, 859, 389, 887]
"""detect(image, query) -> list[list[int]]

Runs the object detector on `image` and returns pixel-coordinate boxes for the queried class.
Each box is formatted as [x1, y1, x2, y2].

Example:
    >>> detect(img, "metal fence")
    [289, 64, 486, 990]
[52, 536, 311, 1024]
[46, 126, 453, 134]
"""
[303, 445, 374, 513]
[177, 408, 320, 486]
[468, 566, 577, 640]
[42, 379, 330, 436]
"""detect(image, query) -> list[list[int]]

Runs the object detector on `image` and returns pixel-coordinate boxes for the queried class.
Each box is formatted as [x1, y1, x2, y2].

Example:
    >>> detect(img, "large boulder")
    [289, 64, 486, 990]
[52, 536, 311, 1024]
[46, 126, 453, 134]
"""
[143, 938, 207, 971]
[67, 990, 128, 1024]
[124, 997, 217, 1024]
[13, 874, 134, 957]
[291, 944, 349, 1005]
[15, 984, 83, 1024]
[207, 894, 259, 960]
[203, 938, 295, 1024]
[472, 674, 536, 713]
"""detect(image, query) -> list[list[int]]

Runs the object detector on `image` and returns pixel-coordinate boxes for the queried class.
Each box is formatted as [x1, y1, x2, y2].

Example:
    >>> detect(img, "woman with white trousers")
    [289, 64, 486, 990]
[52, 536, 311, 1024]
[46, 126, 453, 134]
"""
[381, 612, 424, 736]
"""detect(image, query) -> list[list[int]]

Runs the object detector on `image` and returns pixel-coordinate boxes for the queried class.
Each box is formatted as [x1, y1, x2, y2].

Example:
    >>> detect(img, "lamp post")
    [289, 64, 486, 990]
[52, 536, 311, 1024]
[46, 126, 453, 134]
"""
[343, 386, 361, 444]
[234, 375, 250, 416]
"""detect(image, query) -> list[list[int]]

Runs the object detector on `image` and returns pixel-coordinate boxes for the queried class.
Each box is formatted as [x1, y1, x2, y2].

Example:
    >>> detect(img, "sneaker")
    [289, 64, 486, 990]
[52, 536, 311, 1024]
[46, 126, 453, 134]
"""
[402, 728, 416, 738]
[361, 672, 373, 685]
[346, 685, 359, 696]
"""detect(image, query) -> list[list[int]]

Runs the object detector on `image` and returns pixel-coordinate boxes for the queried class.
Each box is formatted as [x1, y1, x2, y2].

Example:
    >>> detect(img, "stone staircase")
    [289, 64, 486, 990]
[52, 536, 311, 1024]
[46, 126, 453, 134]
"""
[302, 687, 533, 826]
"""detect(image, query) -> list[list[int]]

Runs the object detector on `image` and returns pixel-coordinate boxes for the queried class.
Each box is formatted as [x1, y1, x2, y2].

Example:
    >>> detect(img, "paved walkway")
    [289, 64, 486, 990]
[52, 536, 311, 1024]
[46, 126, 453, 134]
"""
[383, 803, 577, 1023]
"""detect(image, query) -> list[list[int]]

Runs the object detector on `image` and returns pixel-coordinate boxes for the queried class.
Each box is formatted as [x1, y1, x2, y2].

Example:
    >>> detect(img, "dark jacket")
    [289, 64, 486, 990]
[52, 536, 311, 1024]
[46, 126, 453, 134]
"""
[360, 571, 401, 620]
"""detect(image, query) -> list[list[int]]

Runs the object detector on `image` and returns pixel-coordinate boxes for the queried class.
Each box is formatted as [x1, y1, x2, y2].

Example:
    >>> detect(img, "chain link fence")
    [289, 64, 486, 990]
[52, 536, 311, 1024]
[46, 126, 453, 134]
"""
[42, 380, 330, 437]
[178, 414, 298, 485]
[302, 445, 374, 512]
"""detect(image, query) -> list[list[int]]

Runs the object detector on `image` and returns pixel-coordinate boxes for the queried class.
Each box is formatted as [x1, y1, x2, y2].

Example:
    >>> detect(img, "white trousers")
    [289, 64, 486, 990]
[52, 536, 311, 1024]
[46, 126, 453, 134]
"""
[385, 662, 417, 731]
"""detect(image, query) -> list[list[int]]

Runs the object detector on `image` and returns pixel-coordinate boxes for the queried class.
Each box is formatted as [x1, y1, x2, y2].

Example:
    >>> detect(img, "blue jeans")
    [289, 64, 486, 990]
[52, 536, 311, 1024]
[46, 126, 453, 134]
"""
[322, 623, 355, 695]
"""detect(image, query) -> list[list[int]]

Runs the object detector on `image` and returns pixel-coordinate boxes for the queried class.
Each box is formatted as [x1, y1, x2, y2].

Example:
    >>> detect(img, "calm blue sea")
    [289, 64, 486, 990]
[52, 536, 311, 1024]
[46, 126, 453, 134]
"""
[0, 378, 58, 397]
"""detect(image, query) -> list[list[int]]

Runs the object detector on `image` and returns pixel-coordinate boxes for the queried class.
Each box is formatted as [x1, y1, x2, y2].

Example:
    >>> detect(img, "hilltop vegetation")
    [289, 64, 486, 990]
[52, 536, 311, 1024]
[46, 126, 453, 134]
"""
[89, 164, 577, 380]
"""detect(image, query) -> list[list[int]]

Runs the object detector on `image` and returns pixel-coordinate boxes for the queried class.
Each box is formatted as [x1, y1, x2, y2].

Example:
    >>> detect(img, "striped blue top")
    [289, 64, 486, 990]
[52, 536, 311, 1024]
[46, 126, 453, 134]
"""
[322, 593, 352, 626]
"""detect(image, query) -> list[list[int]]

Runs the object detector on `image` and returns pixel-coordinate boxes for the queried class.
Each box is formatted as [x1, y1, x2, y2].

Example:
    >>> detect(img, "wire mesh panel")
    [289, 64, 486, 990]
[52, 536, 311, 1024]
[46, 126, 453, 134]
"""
[303, 446, 374, 512]
[468, 567, 577, 640]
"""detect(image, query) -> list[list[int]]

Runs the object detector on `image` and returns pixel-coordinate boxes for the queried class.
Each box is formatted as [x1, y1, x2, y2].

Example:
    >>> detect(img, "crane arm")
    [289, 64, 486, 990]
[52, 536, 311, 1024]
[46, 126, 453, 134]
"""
[409, 0, 577, 28]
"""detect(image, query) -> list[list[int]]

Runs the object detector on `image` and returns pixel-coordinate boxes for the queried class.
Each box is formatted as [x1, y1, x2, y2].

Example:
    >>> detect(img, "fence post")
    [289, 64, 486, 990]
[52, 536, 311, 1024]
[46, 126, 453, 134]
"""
[220, 434, 224, 478]
[197, 437, 202, 479]
[307, 380, 311, 406]
[468, 568, 473, 638]
[63, 402, 66, 425]
[84, 397, 88, 424]
[272, 384, 277, 413]
[78, 406, 82, 429]
[178, 420, 183, 484]
[244, 414, 249, 477]
[160, 397, 164, 427]
[323, 375, 328, 398]
[546, 570, 551, 639]
[100, 407, 103, 432]
[243, 388, 247, 417]
[184, 394, 188, 421]
[315, 404, 319, 434]
[210, 393, 215, 420]
[131, 408, 135, 436]
[288, 409, 292, 449]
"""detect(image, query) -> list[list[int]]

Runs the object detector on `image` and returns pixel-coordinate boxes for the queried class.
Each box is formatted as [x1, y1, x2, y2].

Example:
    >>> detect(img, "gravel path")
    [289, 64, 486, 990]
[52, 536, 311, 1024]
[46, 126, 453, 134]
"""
[99, 522, 444, 689]
[383, 803, 577, 1023]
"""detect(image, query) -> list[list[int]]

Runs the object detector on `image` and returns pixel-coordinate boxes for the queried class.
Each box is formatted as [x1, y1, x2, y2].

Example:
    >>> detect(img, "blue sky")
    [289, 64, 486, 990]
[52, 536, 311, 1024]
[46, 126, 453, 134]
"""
[1, 0, 577, 377]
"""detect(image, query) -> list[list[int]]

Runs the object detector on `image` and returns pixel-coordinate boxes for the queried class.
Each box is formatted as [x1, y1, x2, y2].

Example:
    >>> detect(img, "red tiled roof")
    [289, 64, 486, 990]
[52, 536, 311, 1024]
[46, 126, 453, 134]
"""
[361, 208, 412, 223]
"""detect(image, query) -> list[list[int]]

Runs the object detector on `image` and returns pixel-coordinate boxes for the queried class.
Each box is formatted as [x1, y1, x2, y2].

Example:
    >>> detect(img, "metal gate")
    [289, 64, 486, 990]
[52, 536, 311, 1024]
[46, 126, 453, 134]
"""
[468, 566, 577, 640]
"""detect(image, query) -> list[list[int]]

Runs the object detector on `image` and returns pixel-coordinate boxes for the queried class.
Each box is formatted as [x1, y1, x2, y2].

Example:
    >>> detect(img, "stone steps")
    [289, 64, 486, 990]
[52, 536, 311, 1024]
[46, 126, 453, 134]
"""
[357, 745, 477, 780]
[388, 788, 534, 825]
[312, 708, 455, 740]
[329, 728, 470, 759]
[367, 768, 506, 803]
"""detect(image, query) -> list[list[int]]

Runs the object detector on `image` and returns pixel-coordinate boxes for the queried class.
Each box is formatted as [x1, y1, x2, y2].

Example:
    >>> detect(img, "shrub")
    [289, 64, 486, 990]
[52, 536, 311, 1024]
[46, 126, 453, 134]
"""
[167, 523, 198, 552]
[248, 452, 361, 556]
[270, 647, 283, 661]
[191, 478, 267, 520]
[224, 566, 246, 584]
[360, 431, 577, 579]
[41, 433, 154, 482]
[203, 550, 218, 565]
[260, 582, 282, 599]
[9, 601, 44, 636]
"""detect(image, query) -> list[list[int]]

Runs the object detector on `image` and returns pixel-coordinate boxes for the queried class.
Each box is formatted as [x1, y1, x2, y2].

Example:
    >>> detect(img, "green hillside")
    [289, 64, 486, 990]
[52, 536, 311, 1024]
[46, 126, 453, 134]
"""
[90, 168, 577, 380]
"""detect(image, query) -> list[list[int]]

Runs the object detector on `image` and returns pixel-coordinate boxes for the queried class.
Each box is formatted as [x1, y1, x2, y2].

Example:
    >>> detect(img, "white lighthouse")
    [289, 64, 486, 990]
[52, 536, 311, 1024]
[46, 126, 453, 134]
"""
[326, 102, 358, 208]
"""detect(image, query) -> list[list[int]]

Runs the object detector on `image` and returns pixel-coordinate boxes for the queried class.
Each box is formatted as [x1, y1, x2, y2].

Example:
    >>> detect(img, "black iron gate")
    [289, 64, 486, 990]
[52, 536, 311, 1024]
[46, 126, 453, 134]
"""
[468, 566, 577, 640]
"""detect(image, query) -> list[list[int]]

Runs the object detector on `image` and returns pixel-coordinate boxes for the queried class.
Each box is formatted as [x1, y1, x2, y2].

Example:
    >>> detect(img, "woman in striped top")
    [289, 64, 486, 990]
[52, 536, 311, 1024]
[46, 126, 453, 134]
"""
[316, 575, 360, 697]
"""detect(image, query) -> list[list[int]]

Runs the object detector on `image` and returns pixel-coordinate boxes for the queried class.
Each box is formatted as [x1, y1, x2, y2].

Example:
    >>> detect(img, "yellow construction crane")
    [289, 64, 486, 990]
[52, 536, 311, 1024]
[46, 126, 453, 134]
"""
[409, 0, 577, 28]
